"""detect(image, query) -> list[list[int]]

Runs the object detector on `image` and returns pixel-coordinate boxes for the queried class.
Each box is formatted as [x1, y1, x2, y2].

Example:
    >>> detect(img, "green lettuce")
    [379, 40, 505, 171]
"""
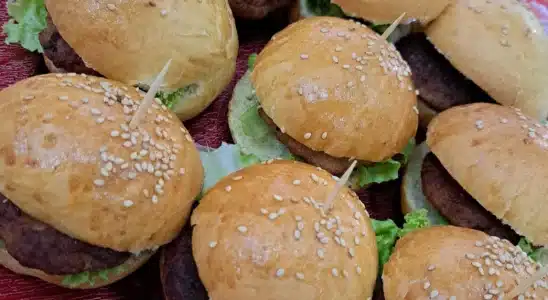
[198, 142, 261, 195]
[300, 0, 345, 17]
[518, 238, 548, 265]
[61, 265, 126, 288]
[3, 0, 47, 53]
[372, 209, 430, 273]
[355, 138, 416, 187]
[228, 70, 294, 161]
[248, 53, 257, 70]
[156, 84, 198, 109]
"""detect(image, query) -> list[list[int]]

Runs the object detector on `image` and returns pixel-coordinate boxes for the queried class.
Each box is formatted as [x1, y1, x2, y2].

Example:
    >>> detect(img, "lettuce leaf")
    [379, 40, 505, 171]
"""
[355, 138, 416, 187]
[3, 0, 47, 53]
[372, 209, 430, 273]
[300, 0, 345, 17]
[248, 53, 257, 70]
[156, 84, 198, 109]
[518, 238, 548, 265]
[61, 265, 126, 288]
[228, 71, 294, 161]
[198, 142, 261, 194]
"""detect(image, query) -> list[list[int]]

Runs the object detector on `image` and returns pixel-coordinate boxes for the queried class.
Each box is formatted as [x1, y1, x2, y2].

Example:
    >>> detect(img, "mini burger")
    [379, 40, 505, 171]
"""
[396, 0, 548, 127]
[383, 226, 548, 299]
[0, 73, 203, 288]
[161, 160, 378, 300]
[228, 17, 419, 190]
[289, 0, 452, 43]
[402, 103, 548, 261]
[3, 0, 238, 120]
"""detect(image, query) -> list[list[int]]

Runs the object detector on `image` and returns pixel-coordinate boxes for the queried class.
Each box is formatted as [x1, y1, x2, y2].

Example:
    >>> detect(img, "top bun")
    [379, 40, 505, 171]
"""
[425, 0, 548, 122]
[0, 74, 203, 252]
[45, 0, 238, 121]
[427, 103, 548, 246]
[332, 0, 451, 24]
[191, 160, 378, 300]
[383, 225, 548, 299]
[251, 17, 418, 162]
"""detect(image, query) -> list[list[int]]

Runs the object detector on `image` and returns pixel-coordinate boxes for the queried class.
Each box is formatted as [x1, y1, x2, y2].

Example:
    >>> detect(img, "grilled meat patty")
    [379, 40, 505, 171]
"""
[0, 197, 130, 275]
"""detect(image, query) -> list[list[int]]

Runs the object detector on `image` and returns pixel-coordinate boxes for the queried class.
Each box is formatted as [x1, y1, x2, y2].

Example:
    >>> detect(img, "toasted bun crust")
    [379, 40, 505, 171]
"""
[425, 0, 548, 121]
[45, 0, 238, 121]
[427, 103, 548, 246]
[252, 17, 418, 162]
[0, 74, 203, 252]
[383, 226, 548, 299]
[0, 247, 153, 289]
[191, 160, 378, 300]
[332, 0, 451, 24]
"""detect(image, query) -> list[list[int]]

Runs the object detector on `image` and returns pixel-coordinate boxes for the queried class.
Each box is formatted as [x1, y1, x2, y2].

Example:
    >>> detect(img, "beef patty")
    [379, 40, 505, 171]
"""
[0, 197, 130, 275]
[160, 222, 207, 300]
[395, 33, 491, 112]
[39, 14, 100, 76]
[421, 153, 519, 243]
[258, 108, 362, 175]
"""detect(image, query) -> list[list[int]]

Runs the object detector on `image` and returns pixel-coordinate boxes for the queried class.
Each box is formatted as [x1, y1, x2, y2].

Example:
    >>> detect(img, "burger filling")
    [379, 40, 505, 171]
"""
[395, 33, 492, 114]
[0, 197, 139, 288]
[3, 0, 196, 110]
[420, 152, 548, 263]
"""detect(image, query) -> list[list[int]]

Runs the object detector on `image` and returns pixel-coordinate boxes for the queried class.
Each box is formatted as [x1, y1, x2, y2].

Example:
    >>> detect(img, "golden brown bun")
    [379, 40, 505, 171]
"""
[0, 74, 203, 252]
[45, 0, 238, 121]
[0, 246, 153, 289]
[191, 160, 378, 300]
[427, 103, 548, 246]
[425, 0, 548, 122]
[252, 17, 418, 162]
[332, 0, 451, 24]
[383, 225, 548, 299]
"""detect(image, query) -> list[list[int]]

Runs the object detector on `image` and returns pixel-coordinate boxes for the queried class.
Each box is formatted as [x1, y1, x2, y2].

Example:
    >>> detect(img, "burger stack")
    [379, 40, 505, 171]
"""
[1, 0, 548, 299]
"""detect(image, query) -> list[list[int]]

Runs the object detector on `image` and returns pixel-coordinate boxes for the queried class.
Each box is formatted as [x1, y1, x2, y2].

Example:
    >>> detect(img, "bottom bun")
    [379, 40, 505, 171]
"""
[0, 247, 154, 289]
[400, 141, 447, 225]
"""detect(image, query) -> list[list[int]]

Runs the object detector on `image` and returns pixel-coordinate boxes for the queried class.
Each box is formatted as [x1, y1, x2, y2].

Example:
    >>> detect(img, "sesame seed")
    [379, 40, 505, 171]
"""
[107, 3, 116, 10]
[320, 28, 329, 33]
[111, 130, 120, 137]
[225, 185, 232, 192]
[160, 9, 168, 16]
[94, 179, 105, 186]
[300, 54, 309, 59]
[58, 96, 69, 101]
[123, 200, 134, 207]
[179, 168, 185, 175]
[427, 265, 436, 271]
[304, 132, 312, 139]
[423, 281, 431, 289]
[342, 270, 349, 278]
[475, 120, 484, 130]
[294, 230, 301, 240]
[260, 208, 268, 215]
[23, 95, 34, 100]
[237, 226, 248, 233]
[472, 261, 482, 268]
[209, 241, 217, 248]
[356, 266, 362, 274]
[91, 108, 101, 116]
[331, 268, 339, 277]
[296, 272, 305, 280]
[430, 290, 439, 298]
[449, 297, 456, 300]
[276, 268, 285, 277]
[233, 176, 243, 181]
[152, 195, 159, 204]
[354, 236, 360, 245]
[317, 248, 325, 259]
[342, 64, 350, 69]
[332, 56, 339, 63]
[268, 212, 278, 220]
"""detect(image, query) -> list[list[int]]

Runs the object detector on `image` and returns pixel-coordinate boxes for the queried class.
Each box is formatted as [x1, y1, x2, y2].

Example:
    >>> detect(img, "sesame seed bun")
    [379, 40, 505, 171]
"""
[331, 0, 451, 24]
[0, 74, 203, 253]
[44, 0, 238, 121]
[383, 225, 548, 299]
[427, 103, 548, 246]
[0, 246, 153, 289]
[425, 0, 548, 122]
[191, 160, 378, 300]
[251, 17, 418, 163]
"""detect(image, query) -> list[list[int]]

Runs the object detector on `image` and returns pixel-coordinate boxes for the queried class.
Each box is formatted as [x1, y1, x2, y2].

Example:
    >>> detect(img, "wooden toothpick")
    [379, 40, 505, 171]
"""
[324, 160, 358, 214]
[380, 12, 407, 40]
[129, 59, 172, 129]
[506, 264, 548, 299]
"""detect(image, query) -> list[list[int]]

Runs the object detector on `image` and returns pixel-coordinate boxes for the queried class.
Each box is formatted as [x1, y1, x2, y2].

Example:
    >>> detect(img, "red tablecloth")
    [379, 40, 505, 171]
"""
[0, 1, 547, 299]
